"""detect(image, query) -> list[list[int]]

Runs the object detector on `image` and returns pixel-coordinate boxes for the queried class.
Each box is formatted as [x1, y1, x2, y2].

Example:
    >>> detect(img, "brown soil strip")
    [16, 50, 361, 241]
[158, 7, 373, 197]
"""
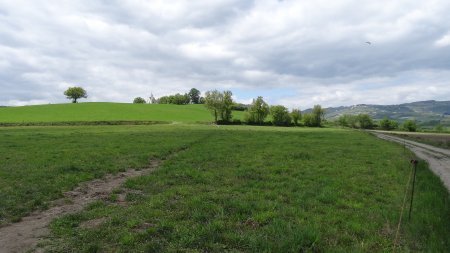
[0, 160, 161, 253]
[372, 131, 450, 192]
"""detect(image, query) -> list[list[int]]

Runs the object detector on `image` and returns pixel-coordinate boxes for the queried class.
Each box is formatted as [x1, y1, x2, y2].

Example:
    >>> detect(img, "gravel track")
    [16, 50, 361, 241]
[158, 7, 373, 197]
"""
[373, 131, 450, 192]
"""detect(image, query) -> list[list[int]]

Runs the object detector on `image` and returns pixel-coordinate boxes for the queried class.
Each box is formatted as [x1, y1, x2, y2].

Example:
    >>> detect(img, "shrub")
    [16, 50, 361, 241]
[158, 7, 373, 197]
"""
[379, 117, 398, 130]
[357, 114, 374, 129]
[402, 120, 417, 132]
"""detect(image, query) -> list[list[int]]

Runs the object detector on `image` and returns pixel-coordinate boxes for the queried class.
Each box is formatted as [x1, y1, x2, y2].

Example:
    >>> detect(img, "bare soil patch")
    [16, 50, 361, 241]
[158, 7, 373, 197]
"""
[0, 160, 161, 253]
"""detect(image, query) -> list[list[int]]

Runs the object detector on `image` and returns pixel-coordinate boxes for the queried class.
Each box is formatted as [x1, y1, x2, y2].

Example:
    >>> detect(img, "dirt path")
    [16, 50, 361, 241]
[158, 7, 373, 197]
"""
[0, 160, 161, 253]
[372, 131, 450, 192]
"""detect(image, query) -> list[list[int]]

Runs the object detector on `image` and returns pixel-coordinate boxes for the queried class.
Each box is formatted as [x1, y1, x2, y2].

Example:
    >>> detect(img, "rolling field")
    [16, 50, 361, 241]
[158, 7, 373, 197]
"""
[1, 125, 449, 252]
[0, 103, 245, 124]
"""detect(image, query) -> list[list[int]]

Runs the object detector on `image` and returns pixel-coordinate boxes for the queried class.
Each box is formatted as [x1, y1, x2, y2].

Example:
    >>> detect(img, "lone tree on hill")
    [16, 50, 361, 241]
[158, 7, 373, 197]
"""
[188, 88, 201, 104]
[64, 87, 87, 103]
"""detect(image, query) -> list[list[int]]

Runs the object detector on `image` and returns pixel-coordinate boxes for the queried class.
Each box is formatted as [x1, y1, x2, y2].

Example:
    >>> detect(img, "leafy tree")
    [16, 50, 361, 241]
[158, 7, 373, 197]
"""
[220, 90, 233, 122]
[157, 96, 170, 104]
[199, 97, 206, 104]
[303, 113, 314, 126]
[245, 96, 270, 125]
[291, 109, 302, 126]
[357, 114, 373, 129]
[133, 97, 146, 104]
[204, 90, 234, 123]
[435, 124, 444, 132]
[337, 114, 358, 128]
[205, 90, 221, 123]
[188, 88, 201, 104]
[64, 87, 87, 103]
[310, 105, 325, 127]
[337, 114, 373, 129]
[402, 120, 417, 132]
[157, 93, 190, 105]
[270, 105, 291, 126]
[379, 117, 398, 130]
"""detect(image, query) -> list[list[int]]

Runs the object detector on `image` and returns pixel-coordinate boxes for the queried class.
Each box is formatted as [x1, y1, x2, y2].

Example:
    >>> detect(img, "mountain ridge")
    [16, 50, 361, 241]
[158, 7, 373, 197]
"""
[309, 100, 450, 126]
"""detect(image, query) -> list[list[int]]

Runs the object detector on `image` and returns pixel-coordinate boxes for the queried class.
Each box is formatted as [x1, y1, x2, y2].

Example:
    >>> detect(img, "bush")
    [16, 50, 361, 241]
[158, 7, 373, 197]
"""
[379, 117, 398, 130]
[133, 97, 146, 104]
[402, 120, 417, 132]
[270, 105, 291, 126]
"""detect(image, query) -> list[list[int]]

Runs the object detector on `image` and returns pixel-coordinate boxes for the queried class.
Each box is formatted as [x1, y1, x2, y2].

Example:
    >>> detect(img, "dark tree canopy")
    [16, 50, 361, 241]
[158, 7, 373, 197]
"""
[64, 87, 87, 103]
[133, 97, 146, 104]
[188, 88, 201, 104]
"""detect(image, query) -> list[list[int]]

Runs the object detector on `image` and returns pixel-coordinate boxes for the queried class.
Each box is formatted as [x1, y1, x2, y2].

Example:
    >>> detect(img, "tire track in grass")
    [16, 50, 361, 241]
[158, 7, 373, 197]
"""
[0, 143, 196, 253]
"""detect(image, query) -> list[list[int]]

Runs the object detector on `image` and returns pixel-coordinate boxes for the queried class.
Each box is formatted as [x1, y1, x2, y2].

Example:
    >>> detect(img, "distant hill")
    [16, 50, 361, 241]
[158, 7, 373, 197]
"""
[310, 100, 450, 126]
[0, 102, 245, 124]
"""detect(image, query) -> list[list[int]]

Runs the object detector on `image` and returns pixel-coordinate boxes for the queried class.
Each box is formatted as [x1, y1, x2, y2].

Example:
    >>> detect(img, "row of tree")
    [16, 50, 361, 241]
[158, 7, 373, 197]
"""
[336, 113, 418, 132]
[203, 90, 325, 127]
[133, 88, 203, 105]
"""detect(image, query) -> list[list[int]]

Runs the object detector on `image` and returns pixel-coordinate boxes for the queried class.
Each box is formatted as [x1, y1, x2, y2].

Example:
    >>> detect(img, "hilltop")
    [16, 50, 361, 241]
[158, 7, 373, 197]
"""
[0, 102, 245, 124]
[314, 100, 450, 126]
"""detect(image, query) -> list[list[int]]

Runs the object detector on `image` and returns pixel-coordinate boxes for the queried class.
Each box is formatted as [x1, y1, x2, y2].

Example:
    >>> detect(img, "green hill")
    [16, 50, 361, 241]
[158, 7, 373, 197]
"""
[313, 100, 450, 126]
[0, 102, 244, 124]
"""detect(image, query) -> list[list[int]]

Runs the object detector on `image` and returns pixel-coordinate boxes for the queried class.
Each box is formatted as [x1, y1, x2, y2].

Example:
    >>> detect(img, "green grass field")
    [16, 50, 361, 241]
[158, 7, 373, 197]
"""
[0, 103, 245, 124]
[1, 124, 449, 252]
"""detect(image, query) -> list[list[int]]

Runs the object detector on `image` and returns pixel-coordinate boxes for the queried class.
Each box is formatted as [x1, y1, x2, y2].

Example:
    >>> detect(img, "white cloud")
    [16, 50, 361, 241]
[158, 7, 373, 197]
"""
[435, 34, 450, 47]
[1, 0, 450, 107]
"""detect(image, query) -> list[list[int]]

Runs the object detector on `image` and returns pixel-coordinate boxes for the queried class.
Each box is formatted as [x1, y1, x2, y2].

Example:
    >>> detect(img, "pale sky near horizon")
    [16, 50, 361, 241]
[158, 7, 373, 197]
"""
[1, 0, 450, 108]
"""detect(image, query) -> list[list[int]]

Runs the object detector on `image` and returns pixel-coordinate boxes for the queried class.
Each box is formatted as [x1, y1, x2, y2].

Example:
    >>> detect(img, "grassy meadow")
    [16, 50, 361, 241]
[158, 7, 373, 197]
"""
[0, 102, 245, 124]
[1, 124, 449, 252]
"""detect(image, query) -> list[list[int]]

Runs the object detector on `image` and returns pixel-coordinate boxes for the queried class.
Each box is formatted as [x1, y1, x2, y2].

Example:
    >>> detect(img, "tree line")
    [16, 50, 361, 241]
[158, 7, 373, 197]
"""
[133, 88, 203, 105]
[63, 86, 419, 131]
[133, 89, 325, 127]
[203, 90, 325, 127]
[335, 113, 418, 132]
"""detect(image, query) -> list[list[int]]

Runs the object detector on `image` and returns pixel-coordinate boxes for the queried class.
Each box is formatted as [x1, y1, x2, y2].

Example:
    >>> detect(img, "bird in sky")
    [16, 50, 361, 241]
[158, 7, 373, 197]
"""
[366, 41, 372, 45]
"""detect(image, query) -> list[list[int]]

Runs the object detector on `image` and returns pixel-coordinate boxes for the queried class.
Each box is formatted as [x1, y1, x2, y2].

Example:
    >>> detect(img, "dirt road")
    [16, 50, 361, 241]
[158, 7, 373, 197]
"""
[372, 131, 450, 192]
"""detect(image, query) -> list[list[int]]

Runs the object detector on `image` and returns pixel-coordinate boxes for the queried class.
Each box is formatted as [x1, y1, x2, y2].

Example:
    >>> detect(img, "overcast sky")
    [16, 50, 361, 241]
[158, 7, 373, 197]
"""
[1, 0, 450, 108]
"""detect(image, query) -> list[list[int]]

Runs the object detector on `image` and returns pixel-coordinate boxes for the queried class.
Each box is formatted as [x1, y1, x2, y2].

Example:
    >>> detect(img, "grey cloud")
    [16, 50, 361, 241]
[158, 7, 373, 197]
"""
[1, 0, 450, 107]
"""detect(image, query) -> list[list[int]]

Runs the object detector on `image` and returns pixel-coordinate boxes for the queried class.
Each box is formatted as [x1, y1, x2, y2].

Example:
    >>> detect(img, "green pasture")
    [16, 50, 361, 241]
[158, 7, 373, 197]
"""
[1, 125, 449, 251]
[0, 103, 245, 124]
